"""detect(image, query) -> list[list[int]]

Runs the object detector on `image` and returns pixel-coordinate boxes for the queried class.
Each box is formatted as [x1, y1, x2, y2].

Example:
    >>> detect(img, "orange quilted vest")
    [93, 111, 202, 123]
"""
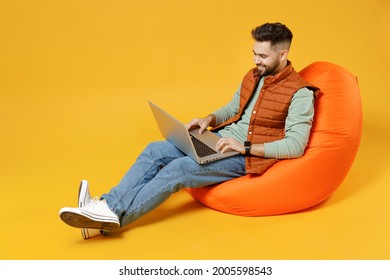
[212, 61, 318, 174]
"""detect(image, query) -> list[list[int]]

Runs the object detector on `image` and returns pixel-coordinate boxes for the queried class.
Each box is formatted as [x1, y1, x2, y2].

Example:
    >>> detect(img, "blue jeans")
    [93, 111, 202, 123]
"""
[101, 140, 246, 227]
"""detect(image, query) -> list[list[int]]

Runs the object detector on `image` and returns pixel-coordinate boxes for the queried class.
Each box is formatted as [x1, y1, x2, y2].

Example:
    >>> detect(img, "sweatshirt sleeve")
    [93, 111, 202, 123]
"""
[212, 85, 241, 125]
[264, 87, 315, 159]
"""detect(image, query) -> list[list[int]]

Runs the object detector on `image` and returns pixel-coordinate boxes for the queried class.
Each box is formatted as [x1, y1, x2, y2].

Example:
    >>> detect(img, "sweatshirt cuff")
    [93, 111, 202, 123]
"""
[263, 142, 275, 158]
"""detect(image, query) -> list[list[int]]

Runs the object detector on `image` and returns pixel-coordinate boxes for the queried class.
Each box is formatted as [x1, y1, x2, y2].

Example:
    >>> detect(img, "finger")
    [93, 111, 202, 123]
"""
[216, 138, 228, 151]
[185, 119, 198, 130]
[184, 120, 193, 129]
[199, 122, 210, 134]
[221, 143, 233, 154]
[215, 138, 224, 150]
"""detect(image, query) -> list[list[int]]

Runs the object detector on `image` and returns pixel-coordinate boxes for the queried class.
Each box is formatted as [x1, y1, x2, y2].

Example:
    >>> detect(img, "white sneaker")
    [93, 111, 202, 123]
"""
[78, 180, 102, 239]
[60, 195, 120, 231]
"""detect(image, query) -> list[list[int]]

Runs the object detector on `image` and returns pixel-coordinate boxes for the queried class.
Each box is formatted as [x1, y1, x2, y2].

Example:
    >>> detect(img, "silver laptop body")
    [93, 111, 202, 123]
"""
[149, 101, 239, 164]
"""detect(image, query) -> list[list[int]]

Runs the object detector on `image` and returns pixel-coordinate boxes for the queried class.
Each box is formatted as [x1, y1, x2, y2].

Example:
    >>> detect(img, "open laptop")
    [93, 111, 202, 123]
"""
[149, 101, 239, 164]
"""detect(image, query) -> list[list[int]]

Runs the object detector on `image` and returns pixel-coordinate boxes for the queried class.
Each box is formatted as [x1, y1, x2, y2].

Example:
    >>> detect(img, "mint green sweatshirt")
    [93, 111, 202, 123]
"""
[213, 77, 315, 159]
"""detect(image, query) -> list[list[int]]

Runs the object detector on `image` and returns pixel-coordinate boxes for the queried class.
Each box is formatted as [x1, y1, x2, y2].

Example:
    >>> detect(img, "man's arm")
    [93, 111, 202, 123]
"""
[264, 87, 315, 158]
[216, 87, 315, 158]
[185, 85, 241, 133]
[212, 85, 241, 125]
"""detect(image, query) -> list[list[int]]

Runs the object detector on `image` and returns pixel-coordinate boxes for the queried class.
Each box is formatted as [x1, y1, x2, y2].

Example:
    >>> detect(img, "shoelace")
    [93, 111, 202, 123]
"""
[83, 197, 102, 210]
[82, 197, 119, 221]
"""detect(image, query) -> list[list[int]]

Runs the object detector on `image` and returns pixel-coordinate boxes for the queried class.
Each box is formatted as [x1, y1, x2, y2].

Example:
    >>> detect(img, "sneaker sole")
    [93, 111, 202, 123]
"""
[78, 181, 100, 239]
[60, 211, 120, 231]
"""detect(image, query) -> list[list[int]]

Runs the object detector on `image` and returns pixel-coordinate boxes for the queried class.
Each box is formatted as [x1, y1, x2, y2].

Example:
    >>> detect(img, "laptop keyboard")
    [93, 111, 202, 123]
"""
[190, 135, 217, 157]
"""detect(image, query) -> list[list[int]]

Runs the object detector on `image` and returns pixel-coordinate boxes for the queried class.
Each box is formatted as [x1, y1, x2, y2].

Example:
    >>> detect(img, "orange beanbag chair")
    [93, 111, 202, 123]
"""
[187, 61, 362, 216]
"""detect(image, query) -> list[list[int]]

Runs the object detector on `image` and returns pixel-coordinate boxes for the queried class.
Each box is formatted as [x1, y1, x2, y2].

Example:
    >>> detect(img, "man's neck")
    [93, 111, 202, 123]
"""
[272, 60, 288, 76]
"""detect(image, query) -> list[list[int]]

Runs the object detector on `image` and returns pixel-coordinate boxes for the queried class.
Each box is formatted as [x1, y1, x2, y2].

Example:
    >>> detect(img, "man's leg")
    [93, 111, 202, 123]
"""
[60, 140, 246, 231]
[100, 140, 187, 214]
[108, 153, 246, 227]
[60, 141, 186, 230]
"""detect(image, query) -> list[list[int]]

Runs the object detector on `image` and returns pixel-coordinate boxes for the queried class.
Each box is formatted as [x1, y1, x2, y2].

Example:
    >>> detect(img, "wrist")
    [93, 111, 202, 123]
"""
[244, 141, 251, 156]
[206, 114, 216, 127]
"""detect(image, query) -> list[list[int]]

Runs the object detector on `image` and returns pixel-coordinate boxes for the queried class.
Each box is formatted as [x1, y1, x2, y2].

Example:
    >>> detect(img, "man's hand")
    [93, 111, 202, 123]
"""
[216, 138, 265, 156]
[216, 137, 245, 154]
[185, 114, 216, 134]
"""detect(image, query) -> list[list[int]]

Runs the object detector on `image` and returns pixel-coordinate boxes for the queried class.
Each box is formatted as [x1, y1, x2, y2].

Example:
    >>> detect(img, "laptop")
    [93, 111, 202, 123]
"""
[149, 101, 239, 164]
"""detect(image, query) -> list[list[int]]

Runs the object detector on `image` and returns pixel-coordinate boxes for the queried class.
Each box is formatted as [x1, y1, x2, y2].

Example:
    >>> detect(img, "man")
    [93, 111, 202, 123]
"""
[59, 22, 317, 239]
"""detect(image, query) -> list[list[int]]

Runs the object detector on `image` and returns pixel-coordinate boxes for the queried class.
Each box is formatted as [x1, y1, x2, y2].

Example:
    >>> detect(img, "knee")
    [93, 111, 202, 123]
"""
[145, 140, 166, 151]
[165, 157, 198, 174]
[143, 141, 169, 156]
[144, 140, 185, 160]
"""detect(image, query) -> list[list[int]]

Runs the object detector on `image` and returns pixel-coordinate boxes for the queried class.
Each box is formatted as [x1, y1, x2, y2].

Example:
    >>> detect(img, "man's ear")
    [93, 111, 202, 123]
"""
[280, 49, 288, 61]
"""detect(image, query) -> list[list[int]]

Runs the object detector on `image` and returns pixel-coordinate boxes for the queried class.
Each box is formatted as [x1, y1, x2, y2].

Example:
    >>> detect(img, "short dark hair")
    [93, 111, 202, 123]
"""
[251, 22, 293, 47]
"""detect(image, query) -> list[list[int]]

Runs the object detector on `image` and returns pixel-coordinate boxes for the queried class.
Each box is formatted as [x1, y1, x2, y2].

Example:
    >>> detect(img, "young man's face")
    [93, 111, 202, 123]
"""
[252, 41, 287, 77]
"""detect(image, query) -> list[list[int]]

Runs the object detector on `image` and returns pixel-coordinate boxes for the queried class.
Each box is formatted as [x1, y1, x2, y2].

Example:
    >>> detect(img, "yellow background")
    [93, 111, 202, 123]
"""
[1, 0, 389, 259]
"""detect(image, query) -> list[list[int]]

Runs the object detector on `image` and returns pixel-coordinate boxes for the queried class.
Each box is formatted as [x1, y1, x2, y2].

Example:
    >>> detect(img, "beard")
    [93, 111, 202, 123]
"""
[257, 61, 280, 77]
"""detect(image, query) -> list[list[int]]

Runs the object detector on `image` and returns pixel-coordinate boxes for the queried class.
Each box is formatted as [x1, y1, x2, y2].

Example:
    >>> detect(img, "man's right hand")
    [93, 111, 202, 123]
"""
[185, 114, 216, 134]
